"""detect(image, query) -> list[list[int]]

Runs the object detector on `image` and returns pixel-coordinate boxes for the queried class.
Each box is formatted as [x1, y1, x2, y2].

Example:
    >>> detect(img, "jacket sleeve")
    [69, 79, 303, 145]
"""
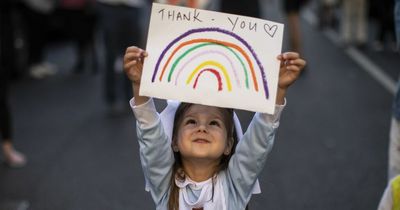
[131, 98, 174, 205]
[225, 103, 285, 207]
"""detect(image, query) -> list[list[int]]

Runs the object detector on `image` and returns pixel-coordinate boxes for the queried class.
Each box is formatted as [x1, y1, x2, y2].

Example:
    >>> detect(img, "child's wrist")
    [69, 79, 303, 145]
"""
[132, 83, 140, 96]
[133, 82, 140, 89]
[276, 88, 287, 105]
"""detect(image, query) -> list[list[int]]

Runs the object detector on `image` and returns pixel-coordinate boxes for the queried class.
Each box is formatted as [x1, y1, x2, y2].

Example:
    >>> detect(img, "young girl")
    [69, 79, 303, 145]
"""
[124, 46, 306, 210]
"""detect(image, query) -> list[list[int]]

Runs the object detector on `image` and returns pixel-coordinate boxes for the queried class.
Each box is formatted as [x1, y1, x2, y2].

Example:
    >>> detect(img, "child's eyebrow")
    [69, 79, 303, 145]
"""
[184, 112, 224, 121]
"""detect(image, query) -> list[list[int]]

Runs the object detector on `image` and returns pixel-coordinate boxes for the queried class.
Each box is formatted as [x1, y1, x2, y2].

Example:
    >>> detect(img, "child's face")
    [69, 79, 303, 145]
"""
[174, 104, 232, 162]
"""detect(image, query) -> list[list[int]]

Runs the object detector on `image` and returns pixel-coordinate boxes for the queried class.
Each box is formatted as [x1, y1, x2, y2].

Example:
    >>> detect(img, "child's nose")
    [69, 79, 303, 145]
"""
[197, 123, 208, 132]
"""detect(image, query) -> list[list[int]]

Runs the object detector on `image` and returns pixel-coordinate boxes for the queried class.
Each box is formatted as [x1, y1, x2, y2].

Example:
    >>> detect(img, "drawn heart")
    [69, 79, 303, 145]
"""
[263, 23, 278, 38]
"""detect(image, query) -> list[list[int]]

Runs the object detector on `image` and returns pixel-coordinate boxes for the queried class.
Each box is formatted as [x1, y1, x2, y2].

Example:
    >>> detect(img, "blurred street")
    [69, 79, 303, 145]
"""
[0, 0, 399, 209]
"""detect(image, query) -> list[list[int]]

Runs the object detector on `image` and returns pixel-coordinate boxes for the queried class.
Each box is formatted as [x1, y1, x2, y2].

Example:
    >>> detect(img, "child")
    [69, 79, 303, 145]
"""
[124, 46, 306, 210]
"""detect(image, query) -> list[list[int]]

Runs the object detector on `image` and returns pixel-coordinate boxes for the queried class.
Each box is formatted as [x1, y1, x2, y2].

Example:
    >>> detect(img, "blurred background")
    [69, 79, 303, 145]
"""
[0, 0, 399, 209]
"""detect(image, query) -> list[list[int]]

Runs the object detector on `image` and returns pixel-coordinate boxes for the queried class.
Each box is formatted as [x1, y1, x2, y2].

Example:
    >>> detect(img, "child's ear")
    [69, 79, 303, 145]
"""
[224, 137, 234, 155]
[173, 145, 179, 152]
[172, 140, 179, 152]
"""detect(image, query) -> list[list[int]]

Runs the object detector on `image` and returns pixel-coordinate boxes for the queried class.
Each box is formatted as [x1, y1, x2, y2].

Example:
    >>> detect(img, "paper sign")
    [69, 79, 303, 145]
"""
[140, 3, 284, 113]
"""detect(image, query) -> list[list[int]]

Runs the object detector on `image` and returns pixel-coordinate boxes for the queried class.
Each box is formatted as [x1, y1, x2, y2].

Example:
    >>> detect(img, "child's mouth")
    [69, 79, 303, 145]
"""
[193, 139, 210, 143]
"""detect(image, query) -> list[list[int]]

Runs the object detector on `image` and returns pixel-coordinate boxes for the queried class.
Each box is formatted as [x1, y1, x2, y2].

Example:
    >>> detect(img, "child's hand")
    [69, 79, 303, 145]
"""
[277, 52, 306, 89]
[124, 46, 150, 105]
[275, 52, 306, 105]
[123, 46, 148, 86]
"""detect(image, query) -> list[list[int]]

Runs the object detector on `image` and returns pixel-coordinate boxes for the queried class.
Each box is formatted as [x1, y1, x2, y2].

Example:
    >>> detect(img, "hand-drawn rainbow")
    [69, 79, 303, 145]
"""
[151, 27, 270, 99]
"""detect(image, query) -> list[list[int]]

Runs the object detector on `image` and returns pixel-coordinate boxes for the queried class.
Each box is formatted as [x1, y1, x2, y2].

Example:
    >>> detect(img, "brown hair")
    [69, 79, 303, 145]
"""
[167, 103, 238, 210]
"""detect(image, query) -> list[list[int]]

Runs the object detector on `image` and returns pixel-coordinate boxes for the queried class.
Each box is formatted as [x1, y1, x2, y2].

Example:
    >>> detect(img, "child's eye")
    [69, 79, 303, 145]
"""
[185, 119, 196, 125]
[209, 120, 220, 126]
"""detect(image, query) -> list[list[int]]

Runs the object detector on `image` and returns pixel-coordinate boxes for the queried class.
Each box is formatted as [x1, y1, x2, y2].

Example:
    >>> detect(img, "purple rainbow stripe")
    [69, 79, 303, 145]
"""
[152, 27, 269, 99]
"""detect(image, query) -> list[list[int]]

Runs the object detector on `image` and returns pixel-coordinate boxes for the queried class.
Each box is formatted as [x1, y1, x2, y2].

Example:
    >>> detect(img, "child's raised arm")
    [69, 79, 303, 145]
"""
[276, 52, 306, 105]
[123, 46, 149, 105]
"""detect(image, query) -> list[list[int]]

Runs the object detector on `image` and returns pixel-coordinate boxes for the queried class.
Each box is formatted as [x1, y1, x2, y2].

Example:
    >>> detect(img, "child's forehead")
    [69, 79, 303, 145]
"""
[184, 104, 224, 117]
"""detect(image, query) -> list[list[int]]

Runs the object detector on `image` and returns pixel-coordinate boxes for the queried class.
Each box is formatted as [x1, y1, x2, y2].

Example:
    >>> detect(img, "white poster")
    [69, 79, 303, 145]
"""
[140, 3, 284, 113]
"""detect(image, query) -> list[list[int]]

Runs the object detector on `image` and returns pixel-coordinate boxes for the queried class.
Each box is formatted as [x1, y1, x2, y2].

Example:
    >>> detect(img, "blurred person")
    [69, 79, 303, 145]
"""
[370, 0, 396, 51]
[376, 1, 400, 208]
[0, 0, 27, 168]
[317, 0, 338, 30]
[220, 0, 261, 17]
[378, 80, 400, 209]
[53, 0, 98, 74]
[396, 0, 400, 49]
[340, 0, 368, 48]
[0, 77, 27, 168]
[282, 0, 309, 54]
[377, 175, 400, 210]
[389, 0, 400, 182]
[96, 0, 149, 113]
[21, 0, 58, 79]
[389, 80, 400, 180]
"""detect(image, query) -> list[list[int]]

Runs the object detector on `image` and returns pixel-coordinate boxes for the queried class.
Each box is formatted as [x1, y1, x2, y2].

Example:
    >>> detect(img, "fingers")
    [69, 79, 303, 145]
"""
[282, 52, 299, 59]
[123, 59, 140, 72]
[124, 46, 148, 70]
[125, 46, 148, 62]
[125, 46, 148, 56]
[277, 51, 298, 60]
[286, 58, 306, 70]
[277, 52, 306, 70]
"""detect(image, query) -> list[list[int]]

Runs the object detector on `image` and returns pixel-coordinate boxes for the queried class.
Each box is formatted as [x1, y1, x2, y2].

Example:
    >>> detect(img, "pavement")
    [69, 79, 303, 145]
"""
[0, 1, 399, 210]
